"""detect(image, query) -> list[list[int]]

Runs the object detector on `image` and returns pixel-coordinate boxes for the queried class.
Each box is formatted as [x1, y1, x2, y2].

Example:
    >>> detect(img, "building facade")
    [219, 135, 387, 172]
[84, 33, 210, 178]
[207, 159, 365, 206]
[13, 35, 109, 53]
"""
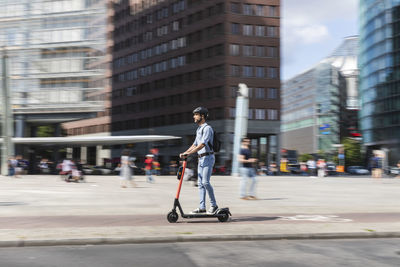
[359, 0, 400, 165]
[103, 0, 281, 167]
[0, 0, 108, 164]
[282, 37, 359, 155]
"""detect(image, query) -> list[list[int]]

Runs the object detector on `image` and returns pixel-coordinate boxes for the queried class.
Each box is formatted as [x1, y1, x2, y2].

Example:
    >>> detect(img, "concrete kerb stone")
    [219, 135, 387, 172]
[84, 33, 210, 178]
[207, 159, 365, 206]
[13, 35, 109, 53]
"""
[1, 232, 400, 248]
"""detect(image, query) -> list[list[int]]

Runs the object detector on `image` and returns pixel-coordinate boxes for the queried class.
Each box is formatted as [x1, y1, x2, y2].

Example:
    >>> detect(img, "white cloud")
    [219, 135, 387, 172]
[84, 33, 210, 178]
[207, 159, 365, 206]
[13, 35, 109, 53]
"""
[284, 21, 330, 46]
[281, 0, 358, 79]
[282, 0, 358, 46]
[282, 0, 358, 22]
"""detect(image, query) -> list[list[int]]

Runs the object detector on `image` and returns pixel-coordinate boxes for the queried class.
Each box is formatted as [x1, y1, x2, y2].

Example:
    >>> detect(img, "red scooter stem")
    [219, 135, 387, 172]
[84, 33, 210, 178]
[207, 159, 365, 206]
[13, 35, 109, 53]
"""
[175, 159, 187, 199]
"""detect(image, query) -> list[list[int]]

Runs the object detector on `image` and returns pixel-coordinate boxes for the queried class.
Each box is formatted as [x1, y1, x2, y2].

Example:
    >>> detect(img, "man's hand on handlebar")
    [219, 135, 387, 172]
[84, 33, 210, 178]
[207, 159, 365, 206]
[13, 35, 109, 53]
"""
[179, 153, 188, 159]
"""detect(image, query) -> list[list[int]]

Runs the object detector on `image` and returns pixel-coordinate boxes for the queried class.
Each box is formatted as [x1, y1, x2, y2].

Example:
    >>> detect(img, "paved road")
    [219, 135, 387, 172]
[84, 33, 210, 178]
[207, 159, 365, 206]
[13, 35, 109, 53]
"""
[0, 174, 399, 246]
[0, 239, 399, 267]
[0, 212, 400, 228]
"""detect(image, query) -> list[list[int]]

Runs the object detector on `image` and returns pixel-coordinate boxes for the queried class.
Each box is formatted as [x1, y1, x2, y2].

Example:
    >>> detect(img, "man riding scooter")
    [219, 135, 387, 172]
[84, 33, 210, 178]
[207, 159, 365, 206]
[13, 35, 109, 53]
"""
[179, 107, 218, 214]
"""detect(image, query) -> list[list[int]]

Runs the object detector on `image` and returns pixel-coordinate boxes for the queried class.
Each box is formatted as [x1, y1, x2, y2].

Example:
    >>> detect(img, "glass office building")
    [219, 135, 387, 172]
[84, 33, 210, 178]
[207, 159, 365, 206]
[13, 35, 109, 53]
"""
[359, 0, 400, 164]
[282, 37, 358, 155]
[0, 0, 107, 138]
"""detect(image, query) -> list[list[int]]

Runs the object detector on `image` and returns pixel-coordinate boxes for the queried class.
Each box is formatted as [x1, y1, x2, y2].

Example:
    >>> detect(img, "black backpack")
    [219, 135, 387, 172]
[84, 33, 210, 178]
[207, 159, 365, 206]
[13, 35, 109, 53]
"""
[201, 125, 221, 152]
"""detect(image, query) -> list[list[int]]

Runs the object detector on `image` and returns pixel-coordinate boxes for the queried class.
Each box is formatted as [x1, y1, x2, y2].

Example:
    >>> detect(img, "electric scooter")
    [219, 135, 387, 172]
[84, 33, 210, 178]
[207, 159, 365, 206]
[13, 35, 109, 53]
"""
[167, 158, 231, 223]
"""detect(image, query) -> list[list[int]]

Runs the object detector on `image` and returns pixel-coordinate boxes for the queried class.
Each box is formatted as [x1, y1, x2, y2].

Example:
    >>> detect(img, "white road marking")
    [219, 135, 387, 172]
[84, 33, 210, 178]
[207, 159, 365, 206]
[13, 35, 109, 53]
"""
[278, 215, 352, 222]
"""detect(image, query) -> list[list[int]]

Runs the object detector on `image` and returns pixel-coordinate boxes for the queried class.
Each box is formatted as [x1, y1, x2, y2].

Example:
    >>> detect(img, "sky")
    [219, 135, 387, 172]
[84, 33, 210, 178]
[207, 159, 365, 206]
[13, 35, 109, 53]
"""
[281, 0, 359, 81]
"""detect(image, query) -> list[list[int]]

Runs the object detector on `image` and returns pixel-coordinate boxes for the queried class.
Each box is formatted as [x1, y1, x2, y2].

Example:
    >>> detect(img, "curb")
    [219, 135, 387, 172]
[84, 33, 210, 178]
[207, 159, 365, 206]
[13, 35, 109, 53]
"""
[1, 232, 400, 247]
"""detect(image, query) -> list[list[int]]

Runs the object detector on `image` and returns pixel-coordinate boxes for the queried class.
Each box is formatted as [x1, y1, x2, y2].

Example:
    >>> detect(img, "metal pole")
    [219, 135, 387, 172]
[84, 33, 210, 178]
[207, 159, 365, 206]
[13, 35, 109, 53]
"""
[1, 47, 14, 176]
[231, 83, 249, 175]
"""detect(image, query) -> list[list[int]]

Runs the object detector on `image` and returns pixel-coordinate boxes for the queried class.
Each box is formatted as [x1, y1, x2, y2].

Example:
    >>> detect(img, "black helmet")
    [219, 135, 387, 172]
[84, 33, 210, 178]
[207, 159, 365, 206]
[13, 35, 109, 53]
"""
[193, 106, 208, 119]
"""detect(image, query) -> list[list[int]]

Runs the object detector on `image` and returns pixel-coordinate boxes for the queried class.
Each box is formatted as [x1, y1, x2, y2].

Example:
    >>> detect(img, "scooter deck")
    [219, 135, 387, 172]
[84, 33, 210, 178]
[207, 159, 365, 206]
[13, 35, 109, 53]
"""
[182, 208, 230, 219]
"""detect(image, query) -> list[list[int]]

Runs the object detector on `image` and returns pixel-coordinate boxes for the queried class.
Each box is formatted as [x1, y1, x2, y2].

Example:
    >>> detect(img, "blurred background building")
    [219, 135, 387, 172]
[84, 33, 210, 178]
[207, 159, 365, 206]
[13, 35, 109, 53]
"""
[359, 0, 400, 165]
[77, 0, 280, 168]
[281, 36, 359, 155]
[0, 0, 108, 165]
[1, 0, 281, 171]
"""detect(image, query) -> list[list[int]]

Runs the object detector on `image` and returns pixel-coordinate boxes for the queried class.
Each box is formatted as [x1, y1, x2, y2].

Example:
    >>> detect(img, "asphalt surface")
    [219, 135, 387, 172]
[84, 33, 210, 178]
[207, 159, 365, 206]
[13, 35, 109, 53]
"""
[1, 239, 400, 267]
[0, 174, 399, 247]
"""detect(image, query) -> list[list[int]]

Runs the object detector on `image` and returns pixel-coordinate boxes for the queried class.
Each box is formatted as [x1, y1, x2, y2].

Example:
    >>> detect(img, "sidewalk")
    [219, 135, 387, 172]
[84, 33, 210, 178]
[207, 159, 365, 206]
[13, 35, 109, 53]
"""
[0, 174, 399, 247]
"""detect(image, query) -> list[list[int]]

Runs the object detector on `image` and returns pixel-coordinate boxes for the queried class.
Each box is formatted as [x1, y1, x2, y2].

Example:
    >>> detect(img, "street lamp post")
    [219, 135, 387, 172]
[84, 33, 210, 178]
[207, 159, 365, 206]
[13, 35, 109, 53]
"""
[231, 83, 249, 175]
[1, 47, 14, 176]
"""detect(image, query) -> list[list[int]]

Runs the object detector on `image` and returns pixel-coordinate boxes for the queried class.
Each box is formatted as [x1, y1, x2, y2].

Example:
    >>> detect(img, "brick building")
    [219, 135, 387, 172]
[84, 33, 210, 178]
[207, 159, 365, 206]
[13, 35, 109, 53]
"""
[66, 0, 281, 168]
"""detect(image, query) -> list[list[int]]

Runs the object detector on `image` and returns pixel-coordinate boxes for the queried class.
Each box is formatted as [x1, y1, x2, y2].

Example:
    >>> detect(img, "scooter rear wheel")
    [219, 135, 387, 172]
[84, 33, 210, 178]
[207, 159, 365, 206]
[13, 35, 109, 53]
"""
[167, 211, 179, 223]
[217, 210, 230, 222]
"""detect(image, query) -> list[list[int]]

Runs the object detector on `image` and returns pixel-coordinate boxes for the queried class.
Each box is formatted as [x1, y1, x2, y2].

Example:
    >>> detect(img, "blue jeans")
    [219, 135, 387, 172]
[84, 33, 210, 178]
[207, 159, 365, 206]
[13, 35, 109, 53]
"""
[197, 154, 216, 209]
[146, 169, 154, 182]
[8, 167, 15, 176]
[239, 167, 257, 197]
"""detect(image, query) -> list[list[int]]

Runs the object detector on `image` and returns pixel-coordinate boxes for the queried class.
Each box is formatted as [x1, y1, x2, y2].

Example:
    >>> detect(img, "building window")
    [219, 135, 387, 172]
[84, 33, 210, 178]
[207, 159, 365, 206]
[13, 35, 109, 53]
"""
[177, 37, 186, 47]
[230, 86, 237, 98]
[231, 23, 240, 34]
[268, 88, 278, 99]
[243, 4, 253, 15]
[255, 5, 265, 16]
[255, 46, 265, 57]
[267, 109, 278, 120]
[268, 67, 278, 79]
[172, 20, 180, 31]
[248, 108, 254, 119]
[256, 67, 265, 78]
[229, 107, 236, 118]
[267, 46, 278, 57]
[269, 6, 278, 17]
[230, 65, 240, 77]
[255, 109, 265, 120]
[231, 2, 240, 14]
[255, 87, 265, 98]
[248, 87, 253, 98]
[243, 45, 253, 56]
[267, 26, 278, 37]
[243, 25, 253, 36]
[230, 44, 240, 56]
[243, 66, 254, 77]
[255, 25, 265, 36]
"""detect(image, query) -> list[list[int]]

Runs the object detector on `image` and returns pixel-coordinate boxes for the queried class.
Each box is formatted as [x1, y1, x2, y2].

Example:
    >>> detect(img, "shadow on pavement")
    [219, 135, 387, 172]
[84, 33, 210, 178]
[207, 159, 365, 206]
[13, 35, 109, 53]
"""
[231, 216, 280, 222]
[181, 216, 280, 224]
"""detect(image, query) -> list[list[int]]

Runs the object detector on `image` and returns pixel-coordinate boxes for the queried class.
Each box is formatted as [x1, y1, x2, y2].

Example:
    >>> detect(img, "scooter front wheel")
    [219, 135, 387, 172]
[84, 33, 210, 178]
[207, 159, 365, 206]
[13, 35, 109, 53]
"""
[217, 210, 230, 222]
[167, 211, 179, 223]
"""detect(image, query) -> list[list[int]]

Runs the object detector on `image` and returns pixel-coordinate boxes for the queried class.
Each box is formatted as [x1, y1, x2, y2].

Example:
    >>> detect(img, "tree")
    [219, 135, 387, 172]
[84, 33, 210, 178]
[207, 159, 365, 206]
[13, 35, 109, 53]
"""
[36, 125, 54, 137]
[298, 153, 313, 163]
[342, 137, 363, 167]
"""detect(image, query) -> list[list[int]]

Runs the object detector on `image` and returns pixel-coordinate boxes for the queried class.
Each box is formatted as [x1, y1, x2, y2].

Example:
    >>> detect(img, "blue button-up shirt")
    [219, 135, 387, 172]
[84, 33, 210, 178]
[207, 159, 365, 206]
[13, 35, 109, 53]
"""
[193, 123, 214, 154]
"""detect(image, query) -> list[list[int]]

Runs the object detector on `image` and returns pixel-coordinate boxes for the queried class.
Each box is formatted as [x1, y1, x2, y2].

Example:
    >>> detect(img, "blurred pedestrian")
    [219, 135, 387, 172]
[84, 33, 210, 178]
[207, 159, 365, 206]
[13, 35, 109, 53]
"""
[15, 155, 25, 178]
[317, 159, 326, 178]
[238, 137, 258, 200]
[169, 160, 178, 175]
[280, 157, 289, 175]
[39, 158, 50, 174]
[300, 162, 308, 176]
[120, 150, 136, 188]
[371, 153, 382, 178]
[60, 157, 75, 182]
[307, 158, 317, 177]
[257, 162, 267, 176]
[268, 162, 278, 176]
[396, 160, 400, 178]
[144, 154, 155, 183]
[153, 160, 161, 176]
[183, 154, 198, 186]
[8, 156, 16, 177]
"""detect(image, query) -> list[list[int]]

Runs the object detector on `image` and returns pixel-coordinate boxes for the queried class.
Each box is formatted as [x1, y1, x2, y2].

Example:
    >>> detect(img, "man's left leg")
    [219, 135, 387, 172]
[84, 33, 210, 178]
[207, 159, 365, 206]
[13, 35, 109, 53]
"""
[201, 156, 217, 212]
